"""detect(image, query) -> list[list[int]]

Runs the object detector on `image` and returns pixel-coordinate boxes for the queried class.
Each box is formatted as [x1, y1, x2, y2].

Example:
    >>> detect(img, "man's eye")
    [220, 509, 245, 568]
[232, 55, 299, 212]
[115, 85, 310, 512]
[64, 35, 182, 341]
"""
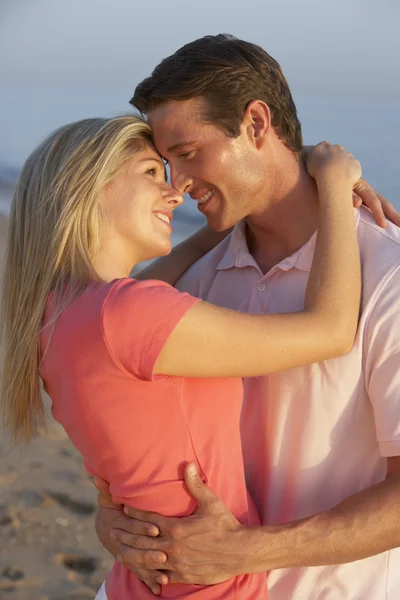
[179, 150, 195, 160]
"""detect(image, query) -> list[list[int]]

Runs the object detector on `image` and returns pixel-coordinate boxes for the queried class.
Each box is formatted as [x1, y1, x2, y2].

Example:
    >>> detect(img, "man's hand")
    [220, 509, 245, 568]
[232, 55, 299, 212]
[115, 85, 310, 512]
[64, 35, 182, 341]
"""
[94, 477, 169, 595]
[113, 464, 255, 586]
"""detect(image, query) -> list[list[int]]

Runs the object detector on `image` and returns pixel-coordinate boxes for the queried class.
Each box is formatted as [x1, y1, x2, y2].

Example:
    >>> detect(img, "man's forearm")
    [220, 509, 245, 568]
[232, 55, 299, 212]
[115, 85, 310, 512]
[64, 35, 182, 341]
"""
[107, 464, 400, 586]
[246, 474, 400, 573]
[136, 226, 230, 286]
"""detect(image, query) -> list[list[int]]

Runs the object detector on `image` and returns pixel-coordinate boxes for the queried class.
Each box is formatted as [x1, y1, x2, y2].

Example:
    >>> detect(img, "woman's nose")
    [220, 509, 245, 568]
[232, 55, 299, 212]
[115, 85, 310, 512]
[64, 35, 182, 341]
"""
[163, 183, 184, 207]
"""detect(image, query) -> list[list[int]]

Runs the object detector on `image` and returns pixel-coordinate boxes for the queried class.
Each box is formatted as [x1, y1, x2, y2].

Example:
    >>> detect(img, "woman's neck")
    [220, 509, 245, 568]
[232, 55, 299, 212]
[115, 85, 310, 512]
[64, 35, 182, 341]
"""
[93, 241, 138, 283]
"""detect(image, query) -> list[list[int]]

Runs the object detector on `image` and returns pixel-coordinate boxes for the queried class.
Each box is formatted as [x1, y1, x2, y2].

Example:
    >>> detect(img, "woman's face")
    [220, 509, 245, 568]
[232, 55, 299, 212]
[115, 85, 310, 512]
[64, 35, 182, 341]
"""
[100, 143, 183, 269]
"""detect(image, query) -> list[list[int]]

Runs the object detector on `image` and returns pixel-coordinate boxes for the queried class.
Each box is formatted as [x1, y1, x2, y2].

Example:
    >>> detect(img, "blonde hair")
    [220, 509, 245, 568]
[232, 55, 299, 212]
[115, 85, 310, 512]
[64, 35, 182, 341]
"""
[0, 115, 153, 442]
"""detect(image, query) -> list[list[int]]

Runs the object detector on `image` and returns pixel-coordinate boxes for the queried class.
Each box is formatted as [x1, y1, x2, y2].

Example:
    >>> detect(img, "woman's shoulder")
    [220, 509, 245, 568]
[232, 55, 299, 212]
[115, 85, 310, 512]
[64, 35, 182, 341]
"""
[65, 277, 173, 308]
[101, 278, 199, 381]
[103, 277, 179, 310]
[108, 277, 173, 294]
[102, 278, 197, 335]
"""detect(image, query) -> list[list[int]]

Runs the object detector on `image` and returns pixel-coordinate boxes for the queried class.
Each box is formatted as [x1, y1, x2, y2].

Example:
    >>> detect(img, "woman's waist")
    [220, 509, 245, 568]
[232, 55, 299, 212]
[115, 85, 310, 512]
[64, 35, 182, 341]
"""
[111, 470, 255, 524]
[107, 563, 267, 599]
[90, 437, 252, 520]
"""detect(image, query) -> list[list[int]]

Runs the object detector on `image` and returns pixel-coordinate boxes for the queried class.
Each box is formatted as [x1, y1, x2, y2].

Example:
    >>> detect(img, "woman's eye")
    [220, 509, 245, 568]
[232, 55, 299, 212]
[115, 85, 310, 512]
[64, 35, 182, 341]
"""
[145, 167, 157, 177]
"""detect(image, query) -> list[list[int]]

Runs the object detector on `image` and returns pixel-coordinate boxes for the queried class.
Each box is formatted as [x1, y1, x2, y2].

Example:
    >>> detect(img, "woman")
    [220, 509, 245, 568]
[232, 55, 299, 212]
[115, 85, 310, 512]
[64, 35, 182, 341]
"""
[1, 115, 361, 599]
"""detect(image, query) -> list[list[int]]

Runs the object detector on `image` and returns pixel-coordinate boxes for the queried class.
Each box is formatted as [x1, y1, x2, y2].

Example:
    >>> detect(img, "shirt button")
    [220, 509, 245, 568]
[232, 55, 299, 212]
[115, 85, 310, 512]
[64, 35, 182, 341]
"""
[257, 284, 266, 292]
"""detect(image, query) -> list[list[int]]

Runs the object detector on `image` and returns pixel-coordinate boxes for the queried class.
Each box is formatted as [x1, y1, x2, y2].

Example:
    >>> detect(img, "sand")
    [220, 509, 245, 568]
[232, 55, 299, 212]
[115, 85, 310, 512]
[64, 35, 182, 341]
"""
[0, 202, 113, 599]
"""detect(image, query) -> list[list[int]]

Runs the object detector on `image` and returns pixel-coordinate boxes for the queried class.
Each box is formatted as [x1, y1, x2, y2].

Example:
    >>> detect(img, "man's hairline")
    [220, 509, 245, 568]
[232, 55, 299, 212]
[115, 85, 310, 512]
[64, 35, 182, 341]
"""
[140, 97, 241, 158]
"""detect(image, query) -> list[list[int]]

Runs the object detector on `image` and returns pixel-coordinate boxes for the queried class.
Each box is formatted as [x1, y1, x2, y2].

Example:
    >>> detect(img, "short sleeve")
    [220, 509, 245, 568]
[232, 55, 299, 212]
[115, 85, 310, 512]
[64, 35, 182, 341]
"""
[102, 278, 200, 381]
[365, 266, 400, 457]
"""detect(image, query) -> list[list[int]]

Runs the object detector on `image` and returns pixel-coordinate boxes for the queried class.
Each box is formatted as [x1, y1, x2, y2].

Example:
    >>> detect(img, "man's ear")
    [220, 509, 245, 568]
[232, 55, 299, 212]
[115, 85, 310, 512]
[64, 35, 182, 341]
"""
[242, 100, 271, 150]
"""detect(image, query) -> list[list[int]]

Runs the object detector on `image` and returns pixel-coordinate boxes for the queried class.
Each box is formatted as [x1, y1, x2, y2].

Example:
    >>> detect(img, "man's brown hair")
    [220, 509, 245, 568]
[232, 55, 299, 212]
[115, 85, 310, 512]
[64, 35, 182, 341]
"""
[131, 34, 303, 156]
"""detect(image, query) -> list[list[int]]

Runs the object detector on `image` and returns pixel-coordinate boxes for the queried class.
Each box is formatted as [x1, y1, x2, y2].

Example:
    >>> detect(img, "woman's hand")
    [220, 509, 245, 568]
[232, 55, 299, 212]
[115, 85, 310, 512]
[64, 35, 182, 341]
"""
[305, 142, 362, 189]
[304, 143, 399, 228]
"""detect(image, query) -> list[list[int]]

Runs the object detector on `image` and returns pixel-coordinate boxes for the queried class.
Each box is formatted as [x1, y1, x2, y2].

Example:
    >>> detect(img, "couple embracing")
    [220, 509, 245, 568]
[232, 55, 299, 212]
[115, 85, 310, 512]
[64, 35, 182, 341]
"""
[2, 35, 400, 600]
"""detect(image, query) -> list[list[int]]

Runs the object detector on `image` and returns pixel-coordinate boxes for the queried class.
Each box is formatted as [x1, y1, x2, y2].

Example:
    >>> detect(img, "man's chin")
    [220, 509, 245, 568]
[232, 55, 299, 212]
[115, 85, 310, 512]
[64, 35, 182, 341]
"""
[205, 214, 238, 233]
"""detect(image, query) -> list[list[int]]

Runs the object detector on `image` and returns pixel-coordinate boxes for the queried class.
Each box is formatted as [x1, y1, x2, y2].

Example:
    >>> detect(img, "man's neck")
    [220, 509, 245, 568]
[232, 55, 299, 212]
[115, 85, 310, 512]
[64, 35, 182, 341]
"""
[245, 159, 319, 274]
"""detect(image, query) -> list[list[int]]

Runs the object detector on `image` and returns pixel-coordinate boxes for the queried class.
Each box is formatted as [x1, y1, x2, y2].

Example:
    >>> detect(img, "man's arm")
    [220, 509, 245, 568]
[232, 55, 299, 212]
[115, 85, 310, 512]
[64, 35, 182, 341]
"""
[112, 459, 400, 585]
[239, 456, 400, 573]
[135, 225, 230, 286]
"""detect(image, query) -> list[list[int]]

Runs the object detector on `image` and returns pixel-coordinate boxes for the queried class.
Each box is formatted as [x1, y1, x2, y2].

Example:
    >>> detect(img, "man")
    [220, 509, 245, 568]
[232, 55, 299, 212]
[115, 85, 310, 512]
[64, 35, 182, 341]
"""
[95, 35, 400, 599]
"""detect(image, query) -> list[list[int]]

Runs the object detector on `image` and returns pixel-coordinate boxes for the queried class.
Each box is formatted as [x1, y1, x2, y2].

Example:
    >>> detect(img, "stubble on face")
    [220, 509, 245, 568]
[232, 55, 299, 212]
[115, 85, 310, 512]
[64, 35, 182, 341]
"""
[148, 98, 269, 231]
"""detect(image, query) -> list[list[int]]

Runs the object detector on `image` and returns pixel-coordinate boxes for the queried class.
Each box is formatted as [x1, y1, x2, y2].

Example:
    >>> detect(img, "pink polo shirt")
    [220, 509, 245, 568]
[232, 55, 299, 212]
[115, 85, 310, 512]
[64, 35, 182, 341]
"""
[176, 207, 400, 600]
[40, 279, 266, 600]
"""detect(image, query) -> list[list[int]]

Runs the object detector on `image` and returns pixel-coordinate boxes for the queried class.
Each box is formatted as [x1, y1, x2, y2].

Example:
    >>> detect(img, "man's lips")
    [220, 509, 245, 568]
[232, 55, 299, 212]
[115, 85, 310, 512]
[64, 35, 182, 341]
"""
[196, 189, 215, 204]
[195, 190, 215, 213]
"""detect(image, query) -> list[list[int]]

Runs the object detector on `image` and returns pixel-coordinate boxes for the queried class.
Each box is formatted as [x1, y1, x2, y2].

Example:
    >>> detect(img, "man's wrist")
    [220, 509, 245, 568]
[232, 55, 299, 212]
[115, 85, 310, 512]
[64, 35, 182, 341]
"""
[237, 521, 305, 575]
[231, 525, 276, 575]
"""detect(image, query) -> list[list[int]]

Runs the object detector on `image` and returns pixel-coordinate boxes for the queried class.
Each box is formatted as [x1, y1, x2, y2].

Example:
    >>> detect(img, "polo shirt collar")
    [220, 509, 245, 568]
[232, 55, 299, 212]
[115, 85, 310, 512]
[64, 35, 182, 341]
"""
[216, 221, 259, 271]
[215, 210, 361, 274]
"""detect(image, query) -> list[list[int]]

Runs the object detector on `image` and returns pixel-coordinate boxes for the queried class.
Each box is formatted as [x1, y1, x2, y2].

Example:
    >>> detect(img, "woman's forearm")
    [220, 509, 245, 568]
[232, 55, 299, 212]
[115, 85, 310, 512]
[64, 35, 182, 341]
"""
[305, 172, 361, 349]
[136, 226, 231, 286]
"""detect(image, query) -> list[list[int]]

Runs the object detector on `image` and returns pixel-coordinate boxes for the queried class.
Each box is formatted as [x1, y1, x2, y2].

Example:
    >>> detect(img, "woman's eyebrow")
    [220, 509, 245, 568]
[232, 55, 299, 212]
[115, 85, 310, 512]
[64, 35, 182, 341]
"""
[138, 156, 164, 165]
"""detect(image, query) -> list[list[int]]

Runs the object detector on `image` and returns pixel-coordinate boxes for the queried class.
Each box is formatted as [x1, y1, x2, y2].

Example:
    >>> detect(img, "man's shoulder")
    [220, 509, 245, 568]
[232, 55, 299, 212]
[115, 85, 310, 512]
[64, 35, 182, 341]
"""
[176, 234, 232, 297]
[357, 207, 400, 307]
[358, 207, 400, 272]
[358, 206, 400, 253]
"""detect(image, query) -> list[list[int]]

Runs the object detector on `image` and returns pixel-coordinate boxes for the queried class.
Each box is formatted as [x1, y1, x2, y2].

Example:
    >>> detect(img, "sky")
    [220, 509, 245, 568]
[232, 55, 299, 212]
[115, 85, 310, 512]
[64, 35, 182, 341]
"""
[1, 0, 399, 96]
[0, 0, 399, 168]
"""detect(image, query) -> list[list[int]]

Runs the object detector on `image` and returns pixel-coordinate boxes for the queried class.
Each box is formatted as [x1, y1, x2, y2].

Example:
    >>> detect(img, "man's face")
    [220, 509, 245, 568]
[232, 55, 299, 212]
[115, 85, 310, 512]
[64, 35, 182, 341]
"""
[149, 98, 267, 231]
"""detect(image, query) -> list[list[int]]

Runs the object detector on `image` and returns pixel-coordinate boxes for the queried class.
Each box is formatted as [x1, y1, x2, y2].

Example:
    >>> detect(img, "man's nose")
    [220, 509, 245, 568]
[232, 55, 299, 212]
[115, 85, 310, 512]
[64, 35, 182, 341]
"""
[170, 165, 193, 195]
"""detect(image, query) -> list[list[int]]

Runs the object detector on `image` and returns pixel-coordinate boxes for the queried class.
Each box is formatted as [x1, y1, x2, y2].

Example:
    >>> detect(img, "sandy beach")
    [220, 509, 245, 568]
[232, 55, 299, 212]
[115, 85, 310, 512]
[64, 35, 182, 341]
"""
[0, 192, 113, 599]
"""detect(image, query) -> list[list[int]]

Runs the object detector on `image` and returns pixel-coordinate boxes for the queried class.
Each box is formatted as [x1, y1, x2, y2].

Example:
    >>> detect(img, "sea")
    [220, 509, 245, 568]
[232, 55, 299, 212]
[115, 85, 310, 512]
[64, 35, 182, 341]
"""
[0, 86, 399, 244]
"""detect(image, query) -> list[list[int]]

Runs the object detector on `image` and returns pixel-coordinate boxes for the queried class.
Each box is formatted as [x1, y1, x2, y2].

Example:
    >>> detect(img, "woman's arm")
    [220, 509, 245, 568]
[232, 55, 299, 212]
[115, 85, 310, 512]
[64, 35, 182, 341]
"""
[137, 160, 397, 290]
[135, 226, 231, 286]
[154, 143, 362, 378]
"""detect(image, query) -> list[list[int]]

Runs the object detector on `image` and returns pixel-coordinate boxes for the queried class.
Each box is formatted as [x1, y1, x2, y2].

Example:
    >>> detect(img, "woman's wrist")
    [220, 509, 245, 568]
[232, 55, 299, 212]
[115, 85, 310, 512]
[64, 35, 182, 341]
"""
[314, 171, 354, 190]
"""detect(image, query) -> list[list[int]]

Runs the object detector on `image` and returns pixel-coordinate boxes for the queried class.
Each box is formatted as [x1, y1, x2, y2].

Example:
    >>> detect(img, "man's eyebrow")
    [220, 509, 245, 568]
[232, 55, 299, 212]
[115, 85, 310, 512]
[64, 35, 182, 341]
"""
[166, 141, 197, 153]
